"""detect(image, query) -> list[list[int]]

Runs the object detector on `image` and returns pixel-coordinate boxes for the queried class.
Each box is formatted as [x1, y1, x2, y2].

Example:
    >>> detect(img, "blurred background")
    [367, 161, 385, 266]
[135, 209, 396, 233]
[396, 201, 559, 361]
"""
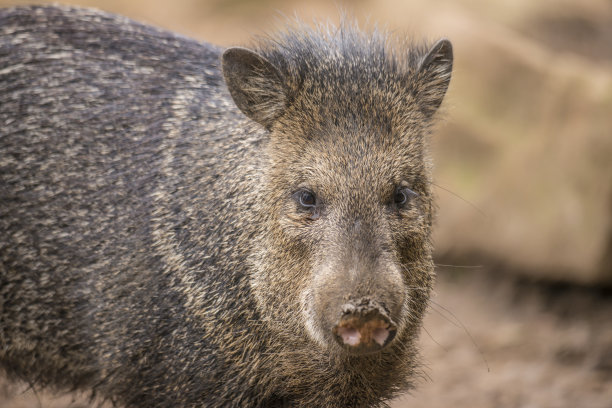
[0, 0, 610, 407]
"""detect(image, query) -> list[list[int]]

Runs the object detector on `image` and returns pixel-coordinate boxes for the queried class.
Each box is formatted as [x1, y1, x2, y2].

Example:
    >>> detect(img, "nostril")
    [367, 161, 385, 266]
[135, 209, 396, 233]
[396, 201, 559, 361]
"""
[336, 326, 361, 346]
[373, 327, 390, 346]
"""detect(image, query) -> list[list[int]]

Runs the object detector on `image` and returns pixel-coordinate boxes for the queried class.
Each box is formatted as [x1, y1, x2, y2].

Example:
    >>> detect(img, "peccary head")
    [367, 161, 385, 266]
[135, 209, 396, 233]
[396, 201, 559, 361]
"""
[222, 24, 452, 361]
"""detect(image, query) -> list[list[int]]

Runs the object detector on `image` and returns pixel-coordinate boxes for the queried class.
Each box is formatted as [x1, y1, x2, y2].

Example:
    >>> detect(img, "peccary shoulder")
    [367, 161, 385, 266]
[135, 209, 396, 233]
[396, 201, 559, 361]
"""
[0, 5, 452, 407]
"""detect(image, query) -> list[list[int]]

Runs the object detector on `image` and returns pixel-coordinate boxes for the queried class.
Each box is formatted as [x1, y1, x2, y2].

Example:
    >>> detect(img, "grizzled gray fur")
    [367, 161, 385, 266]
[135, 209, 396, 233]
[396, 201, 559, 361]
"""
[0, 5, 453, 407]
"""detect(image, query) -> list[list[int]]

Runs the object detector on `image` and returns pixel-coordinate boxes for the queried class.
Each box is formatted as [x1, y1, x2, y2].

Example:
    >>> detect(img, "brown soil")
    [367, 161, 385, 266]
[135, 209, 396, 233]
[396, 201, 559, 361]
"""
[393, 270, 612, 408]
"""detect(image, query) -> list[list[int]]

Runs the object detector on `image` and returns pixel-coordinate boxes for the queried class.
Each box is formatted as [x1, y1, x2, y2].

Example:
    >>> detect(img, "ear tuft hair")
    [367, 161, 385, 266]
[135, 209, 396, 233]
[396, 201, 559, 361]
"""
[222, 47, 288, 129]
[416, 39, 453, 116]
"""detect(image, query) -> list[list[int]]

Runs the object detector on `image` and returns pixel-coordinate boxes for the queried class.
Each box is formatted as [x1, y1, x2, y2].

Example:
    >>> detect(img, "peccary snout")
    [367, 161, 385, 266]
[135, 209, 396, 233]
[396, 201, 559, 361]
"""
[333, 300, 397, 354]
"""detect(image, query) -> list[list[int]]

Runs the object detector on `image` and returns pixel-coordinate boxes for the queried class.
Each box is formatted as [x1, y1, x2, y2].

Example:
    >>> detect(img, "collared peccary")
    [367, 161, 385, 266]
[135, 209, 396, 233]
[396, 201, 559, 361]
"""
[0, 5, 452, 407]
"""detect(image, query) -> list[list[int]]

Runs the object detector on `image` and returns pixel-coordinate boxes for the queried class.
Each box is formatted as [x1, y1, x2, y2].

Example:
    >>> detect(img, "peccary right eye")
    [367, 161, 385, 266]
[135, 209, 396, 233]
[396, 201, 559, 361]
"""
[392, 186, 419, 208]
[296, 190, 316, 209]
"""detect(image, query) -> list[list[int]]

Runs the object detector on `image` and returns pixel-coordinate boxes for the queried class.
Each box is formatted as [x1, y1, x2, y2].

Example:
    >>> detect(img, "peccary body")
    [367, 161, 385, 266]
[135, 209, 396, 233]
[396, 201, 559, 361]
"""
[0, 5, 452, 407]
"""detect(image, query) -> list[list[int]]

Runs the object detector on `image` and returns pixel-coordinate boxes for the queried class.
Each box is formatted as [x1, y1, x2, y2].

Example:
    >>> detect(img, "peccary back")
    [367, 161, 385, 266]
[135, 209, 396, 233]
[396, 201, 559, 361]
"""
[0, 5, 452, 407]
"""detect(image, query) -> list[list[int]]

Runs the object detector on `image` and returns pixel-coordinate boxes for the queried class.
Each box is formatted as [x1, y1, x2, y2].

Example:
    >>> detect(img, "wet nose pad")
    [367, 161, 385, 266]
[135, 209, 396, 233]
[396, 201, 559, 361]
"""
[332, 304, 397, 355]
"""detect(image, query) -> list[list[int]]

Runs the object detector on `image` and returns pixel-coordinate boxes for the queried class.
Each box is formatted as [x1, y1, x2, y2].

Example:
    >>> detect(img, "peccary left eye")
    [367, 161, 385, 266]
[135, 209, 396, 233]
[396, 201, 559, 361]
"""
[394, 187, 418, 207]
[300, 191, 316, 207]
[294, 189, 317, 209]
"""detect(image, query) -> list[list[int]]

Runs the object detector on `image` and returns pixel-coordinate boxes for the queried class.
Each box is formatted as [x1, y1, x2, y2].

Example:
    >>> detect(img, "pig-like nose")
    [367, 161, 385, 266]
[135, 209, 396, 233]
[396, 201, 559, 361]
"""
[332, 301, 397, 355]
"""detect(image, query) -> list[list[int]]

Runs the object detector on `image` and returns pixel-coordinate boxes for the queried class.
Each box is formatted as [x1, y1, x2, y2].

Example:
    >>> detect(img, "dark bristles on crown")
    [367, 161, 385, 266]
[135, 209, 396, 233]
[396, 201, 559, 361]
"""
[222, 19, 452, 129]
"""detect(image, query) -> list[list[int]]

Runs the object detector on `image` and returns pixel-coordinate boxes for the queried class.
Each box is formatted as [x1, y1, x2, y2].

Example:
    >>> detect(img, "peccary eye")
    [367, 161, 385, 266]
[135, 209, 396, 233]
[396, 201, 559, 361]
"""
[296, 190, 316, 209]
[394, 187, 418, 207]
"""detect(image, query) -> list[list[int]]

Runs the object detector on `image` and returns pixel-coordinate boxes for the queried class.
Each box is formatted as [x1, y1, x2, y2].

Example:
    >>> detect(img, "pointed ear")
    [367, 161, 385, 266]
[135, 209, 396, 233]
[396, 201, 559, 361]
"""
[222, 47, 287, 129]
[416, 39, 453, 117]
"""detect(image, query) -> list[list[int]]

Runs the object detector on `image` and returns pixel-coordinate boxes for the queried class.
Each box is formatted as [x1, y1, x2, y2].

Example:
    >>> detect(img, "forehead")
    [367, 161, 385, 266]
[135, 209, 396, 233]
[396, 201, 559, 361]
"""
[272, 120, 426, 193]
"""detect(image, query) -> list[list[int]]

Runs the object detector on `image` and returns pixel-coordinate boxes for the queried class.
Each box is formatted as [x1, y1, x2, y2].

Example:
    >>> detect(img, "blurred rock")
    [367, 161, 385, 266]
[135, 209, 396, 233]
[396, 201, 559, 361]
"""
[419, 1, 612, 285]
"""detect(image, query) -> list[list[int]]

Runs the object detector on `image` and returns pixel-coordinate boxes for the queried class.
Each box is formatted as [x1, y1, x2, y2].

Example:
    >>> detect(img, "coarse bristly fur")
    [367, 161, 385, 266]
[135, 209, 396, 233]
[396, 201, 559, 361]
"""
[0, 5, 452, 408]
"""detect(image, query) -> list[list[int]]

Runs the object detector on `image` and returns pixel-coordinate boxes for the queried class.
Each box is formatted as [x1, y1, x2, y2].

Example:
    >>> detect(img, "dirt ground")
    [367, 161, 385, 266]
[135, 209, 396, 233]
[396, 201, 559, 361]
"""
[2, 268, 610, 408]
[393, 269, 612, 408]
